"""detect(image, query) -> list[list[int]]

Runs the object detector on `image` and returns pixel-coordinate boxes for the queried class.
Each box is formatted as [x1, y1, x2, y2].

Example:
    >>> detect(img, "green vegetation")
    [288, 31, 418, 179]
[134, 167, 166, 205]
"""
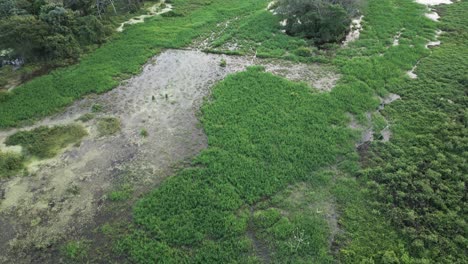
[61, 239, 90, 262]
[0, 0, 151, 65]
[206, 8, 322, 61]
[109, 184, 133, 201]
[277, 0, 363, 44]
[117, 66, 355, 262]
[139, 128, 148, 137]
[91, 103, 104, 113]
[0, 150, 24, 178]
[5, 124, 87, 159]
[76, 112, 95, 122]
[0, 0, 270, 128]
[114, 0, 467, 262]
[97, 117, 121, 136]
[0, 0, 465, 262]
[219, 58, 227, 67]
[358, 2, 468, 262]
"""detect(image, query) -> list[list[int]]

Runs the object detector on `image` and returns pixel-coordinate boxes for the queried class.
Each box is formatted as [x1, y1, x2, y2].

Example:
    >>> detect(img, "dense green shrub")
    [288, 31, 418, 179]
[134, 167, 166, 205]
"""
[0, 150, 24, 178]
[277, 0, 363, 44]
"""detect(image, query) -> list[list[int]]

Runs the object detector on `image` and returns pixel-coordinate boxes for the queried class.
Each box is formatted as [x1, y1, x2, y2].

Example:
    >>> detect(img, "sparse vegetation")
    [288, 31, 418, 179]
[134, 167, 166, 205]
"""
[61, 239, 90, 262]
[97, 117, 121, 136]
[219, 58, 227, 67]
[5, 124, 87, 159]
[76, 113, 95, 122]
[109, 184, 133, 201]
[139, 128, 148, 137]
[91, 104, 103, 113]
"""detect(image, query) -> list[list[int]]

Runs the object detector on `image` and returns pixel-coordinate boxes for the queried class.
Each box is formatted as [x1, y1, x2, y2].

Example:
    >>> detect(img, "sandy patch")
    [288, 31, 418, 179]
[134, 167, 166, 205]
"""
[425, 11, 440, 21]
[343, 16, 364, 46]
[415, 0, 452, 5]
[117, 1, 173, 32]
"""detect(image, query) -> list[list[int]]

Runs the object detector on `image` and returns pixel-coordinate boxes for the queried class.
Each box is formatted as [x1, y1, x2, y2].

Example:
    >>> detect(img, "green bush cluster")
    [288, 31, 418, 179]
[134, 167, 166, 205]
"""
[0, 150, 24, 178]
[277, 0, 364, 44]
[0, 1, 113, 63]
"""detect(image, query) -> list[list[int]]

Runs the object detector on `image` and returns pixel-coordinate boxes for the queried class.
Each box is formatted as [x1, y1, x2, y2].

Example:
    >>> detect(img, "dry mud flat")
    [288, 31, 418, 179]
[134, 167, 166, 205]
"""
[0, 50, 338, 263]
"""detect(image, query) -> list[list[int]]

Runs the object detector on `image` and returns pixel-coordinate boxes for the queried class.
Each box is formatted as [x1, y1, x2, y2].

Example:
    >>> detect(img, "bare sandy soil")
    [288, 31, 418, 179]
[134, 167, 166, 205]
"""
[0, 49, 338, 263]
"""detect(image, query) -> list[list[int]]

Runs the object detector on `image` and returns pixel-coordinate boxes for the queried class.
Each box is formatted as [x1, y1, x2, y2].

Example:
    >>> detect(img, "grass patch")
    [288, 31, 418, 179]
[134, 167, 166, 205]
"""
[0, 150, 24, 178]
[61, 239, 90, 262]
[76, 113, 96, 122]
[109, 184, 133, 201]
[97, 117, 121, 136]
[5, 124, 88, 159]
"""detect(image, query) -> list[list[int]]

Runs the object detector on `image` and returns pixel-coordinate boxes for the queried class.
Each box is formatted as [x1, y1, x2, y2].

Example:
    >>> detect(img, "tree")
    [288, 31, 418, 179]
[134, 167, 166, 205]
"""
[277, 0, 362, 44]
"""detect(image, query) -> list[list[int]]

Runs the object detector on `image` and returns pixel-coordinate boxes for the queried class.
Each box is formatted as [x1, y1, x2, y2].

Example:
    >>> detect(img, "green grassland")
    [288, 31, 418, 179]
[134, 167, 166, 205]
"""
[0, 0, 465, 262]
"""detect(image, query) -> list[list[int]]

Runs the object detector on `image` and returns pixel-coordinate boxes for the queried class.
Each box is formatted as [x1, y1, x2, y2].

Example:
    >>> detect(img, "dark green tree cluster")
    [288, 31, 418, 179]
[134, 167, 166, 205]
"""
[277, 0, 363, 44]
[0, 0, 122, 63]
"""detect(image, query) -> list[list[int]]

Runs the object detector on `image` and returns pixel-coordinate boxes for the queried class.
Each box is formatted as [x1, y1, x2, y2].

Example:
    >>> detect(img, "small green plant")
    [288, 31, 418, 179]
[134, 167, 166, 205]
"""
[109, 184, 133, 201]
[140, 128, 148, 137]
[61, 240, 90, 261]
[97, 117, 121, 136]
[76, 113, 95, 122]
[91, 104, 103, 113]
[0, 150, 24, 178]
[219, 58, 227, 67]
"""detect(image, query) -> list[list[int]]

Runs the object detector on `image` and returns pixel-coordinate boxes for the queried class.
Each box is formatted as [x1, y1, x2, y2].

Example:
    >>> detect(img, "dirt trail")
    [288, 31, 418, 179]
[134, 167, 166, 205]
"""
[116, 0, 173, 32]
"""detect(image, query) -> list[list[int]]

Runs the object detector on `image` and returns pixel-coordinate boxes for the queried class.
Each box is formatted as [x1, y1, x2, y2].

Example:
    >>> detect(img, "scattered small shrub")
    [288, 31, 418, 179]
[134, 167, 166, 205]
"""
[109, 184, 133, 201]
[140, 128, 148, 137]
[76, 113, 95, 122]
[0, 150, 24, 178]
[219, 58, 227, 67]
[91, 104, 103, 113]
[97, 117, 121, 136]
[61, 240, 90, 261]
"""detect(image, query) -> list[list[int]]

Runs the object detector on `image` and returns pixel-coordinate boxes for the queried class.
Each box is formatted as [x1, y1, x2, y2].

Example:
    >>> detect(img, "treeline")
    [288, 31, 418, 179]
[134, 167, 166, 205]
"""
[276, 0, 365, 44]
[0, 0, 144, 64]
